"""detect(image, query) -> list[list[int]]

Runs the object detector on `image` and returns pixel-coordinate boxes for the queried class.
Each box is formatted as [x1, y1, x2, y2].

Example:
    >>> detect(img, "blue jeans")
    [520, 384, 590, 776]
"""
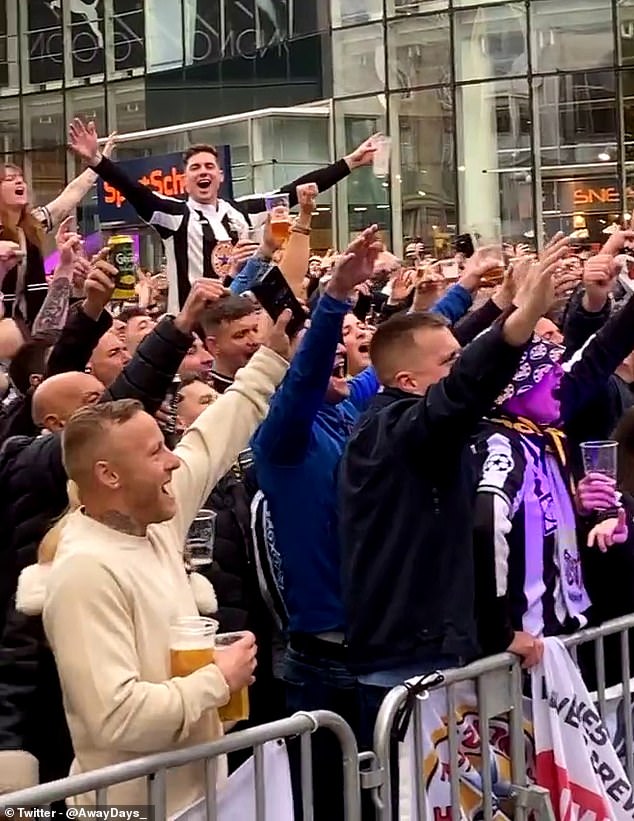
[282, 646, 361, 821]
[357, 655, 463, 821]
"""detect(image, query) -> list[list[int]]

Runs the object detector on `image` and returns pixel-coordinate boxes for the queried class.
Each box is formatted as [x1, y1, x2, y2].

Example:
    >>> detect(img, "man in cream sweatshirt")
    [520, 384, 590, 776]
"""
[40, 281, 293, 814]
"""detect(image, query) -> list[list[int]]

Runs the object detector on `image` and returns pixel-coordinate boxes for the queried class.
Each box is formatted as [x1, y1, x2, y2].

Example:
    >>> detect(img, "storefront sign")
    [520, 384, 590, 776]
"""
[97, 146, 234, 225]
[558, 180, 634, 213]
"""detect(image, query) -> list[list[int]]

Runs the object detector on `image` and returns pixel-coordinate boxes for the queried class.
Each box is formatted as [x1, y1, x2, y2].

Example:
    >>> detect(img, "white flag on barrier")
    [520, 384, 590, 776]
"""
[170, 739, 294, 821]
[531, 637, 634, 820]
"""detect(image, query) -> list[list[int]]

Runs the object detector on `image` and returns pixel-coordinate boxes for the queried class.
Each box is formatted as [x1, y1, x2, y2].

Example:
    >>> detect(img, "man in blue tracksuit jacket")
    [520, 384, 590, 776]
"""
[251, 227, 482, 820]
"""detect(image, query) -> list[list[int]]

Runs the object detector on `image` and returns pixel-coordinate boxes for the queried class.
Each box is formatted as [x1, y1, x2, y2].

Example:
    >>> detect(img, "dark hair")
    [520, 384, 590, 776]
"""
[200, 294, 258, 336]
[183, 144, 220, 167]
[118, 306, 149, 324]
[614, 408, 634, 496]
[370, 312, 448, 385]
[9, 342, 50, 396]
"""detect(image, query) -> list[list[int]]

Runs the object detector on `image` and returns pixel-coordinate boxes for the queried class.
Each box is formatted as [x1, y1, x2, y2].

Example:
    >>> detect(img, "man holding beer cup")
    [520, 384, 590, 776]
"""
[39, 279, 294, 814]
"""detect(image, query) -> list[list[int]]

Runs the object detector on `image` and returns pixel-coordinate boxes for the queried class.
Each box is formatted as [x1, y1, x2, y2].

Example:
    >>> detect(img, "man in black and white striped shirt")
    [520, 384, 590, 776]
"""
[69, 119, 378, 311]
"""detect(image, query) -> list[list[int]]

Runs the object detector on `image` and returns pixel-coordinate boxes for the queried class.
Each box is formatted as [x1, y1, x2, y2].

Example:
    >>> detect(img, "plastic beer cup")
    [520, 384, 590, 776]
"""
[169, 616, 218, 678]
[216, 632, 251, 722]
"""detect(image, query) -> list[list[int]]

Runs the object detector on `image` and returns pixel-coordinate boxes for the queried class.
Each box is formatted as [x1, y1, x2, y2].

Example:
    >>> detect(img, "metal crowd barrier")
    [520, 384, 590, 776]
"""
[3, 615, 634, 820]
[0, 710, 361, 820]
[368, 613, 634, 821]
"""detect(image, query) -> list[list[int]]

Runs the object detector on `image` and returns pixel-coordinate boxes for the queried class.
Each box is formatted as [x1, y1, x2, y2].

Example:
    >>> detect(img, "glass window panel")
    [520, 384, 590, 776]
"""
[624, 69, 634, 161]
[68, 0, 105, 80]
[331, 0, 383, 29]
[106, 79, 146, 134]
[332, 23, 385, 97]
[252, 116, 329, 165]
[388, 0, 447, 16]
[395, 88, 456, 253]
[65, 86, 106, 131]
[456, 78, 532, 243]
[453, 4, 527, 83]
[535, 71, 617, 167]
[453, 0, 513, 6]
[22, 91, 64, 150]
[530, 0, 614, 74]
[387, 14, 451, 89]
[0, 0, 20, 94]
[0, 97, 21, 153]
[618, 0, 634, 66]
[21, 0, 63, 89]
[333, 96, 389, 241]
[109, 0, 145, 78]
[145, 0, 184, 73]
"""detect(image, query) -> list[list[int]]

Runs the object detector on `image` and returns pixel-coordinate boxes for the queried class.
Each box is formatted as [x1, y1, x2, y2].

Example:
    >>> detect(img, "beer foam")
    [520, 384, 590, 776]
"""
[170, 635, 215, 651]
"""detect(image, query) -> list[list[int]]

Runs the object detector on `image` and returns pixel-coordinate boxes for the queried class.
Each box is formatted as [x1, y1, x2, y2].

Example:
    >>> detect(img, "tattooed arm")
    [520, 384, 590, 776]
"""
[31, 269, 72, 341]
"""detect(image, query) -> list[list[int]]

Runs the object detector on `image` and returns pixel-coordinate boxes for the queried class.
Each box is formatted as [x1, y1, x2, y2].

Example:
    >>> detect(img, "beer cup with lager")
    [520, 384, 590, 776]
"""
[215, 632, 251, 722]
[265, 193, 292, 244]
[169, 616, 218, 678]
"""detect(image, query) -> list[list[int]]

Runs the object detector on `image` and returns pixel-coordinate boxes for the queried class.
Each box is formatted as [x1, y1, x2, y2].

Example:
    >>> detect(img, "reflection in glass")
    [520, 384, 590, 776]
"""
[0, 98, 21, 153]
[395, 88, 456, 253]
[106, 79, 146, 134]
[453, 4, 527, 83]
[331, 0, 383, 28]
[334, 96, 389, 242]
[534, 71, 617, 168]
[388, 0, 447, 14]
[65, 87, 106, 130]
[22, 91, 64, 150]
[332, 24, 385, 97]
[387, 14, 451, 90]
[530, 0, 613, 74]
[23, 0, 63, 87]
[456, 78, 532, 243]
[0, 0, 19, 94]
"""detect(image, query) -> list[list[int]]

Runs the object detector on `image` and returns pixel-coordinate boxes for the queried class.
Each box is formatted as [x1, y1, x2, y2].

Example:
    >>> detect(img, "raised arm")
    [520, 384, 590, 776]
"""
[279, 184, 316, 297]
[392, 236, 572, 448]
[237, 134, 378, 213]
[43, 133, 117, 229]
[252, 226, 383, 465]
[165, 297, 291, 547]
[68, 120, 185, 233]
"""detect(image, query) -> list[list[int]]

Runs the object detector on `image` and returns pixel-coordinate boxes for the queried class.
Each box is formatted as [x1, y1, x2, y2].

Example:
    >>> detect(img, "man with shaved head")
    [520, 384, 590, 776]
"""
[31, 372, 104, 433]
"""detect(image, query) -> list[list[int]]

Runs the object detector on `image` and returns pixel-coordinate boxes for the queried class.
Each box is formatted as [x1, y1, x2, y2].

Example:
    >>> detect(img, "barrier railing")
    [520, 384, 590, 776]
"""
[3, 615, 634, 820]
[0, 710, 361, 821]
[368, 613, 634, 821]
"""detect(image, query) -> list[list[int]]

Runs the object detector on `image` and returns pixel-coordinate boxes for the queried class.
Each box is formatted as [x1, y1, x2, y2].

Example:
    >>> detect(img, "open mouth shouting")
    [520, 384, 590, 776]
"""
[197, 179, 212, 191]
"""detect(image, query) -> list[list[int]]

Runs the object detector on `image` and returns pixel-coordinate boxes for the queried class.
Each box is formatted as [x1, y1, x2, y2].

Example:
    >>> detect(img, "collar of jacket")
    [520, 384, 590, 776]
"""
[375, 385, 416, 403]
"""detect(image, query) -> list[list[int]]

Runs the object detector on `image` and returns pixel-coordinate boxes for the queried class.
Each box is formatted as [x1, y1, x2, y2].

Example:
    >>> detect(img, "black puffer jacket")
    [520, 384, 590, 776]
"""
[0, 316, 194, 633]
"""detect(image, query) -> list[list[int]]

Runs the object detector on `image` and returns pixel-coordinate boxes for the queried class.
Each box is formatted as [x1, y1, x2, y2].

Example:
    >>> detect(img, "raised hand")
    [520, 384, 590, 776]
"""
[503, 234, 570, 346]
[175, 278, 229, 334]
[102, 131, 118, 159]
[388, 268, 415, 305]
[83, 258, 117, 320]
[601, 227, 634, 257]
[68, 118, 101, 166]
[326, 225, 383, 300]
[55, 217, 82, 270]
[297, 183, 319, 217]
[344, 133, 380, 170]
[229, 239, 259, 277]
[582, 254, 617, 312]
[0, 241, 24, 283]
[459, 246, 505, 293]
[262, 308, 294, 361]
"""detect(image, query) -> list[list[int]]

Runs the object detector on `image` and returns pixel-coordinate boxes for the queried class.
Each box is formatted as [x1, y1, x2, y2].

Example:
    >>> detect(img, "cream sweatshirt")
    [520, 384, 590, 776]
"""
[41, 346, 289, 815]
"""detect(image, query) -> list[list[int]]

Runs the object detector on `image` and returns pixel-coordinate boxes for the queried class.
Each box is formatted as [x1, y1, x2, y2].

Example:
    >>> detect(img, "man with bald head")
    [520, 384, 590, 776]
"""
[31, 372, 104, 433]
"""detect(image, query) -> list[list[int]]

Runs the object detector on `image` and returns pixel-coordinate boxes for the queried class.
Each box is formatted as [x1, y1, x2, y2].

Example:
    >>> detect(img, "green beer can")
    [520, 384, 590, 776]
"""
[108, 235, 136, 301]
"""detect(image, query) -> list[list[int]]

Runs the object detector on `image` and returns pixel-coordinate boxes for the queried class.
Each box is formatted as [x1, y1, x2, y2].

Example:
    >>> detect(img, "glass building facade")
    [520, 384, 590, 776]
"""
[3, 1, 634, 260]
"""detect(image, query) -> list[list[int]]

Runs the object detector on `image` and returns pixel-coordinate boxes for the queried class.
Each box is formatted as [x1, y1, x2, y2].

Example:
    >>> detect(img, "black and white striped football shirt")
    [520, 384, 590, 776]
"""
[93, 156, 352, 312]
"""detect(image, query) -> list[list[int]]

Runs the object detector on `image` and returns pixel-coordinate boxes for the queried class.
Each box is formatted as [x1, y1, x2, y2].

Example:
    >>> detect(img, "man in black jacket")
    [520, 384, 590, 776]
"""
[338, 236, 570, 748]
